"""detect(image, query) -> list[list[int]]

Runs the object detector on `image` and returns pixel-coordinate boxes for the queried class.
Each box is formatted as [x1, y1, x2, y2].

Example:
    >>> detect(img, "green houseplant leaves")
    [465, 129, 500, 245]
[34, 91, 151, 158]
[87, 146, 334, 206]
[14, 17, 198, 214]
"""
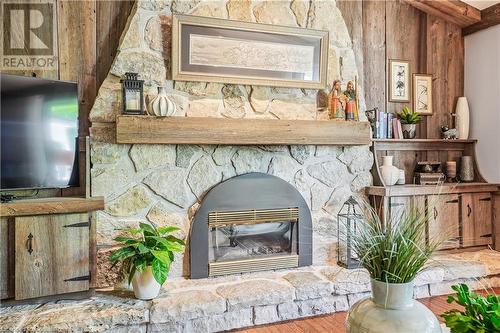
[109, 223, 185, 286]
[441, 284, 500, 333]
[397, 106, 422, 124]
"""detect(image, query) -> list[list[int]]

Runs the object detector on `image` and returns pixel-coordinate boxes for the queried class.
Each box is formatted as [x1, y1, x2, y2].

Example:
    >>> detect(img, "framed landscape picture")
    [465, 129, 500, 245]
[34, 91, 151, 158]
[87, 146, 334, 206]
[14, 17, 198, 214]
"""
[172, 15, 329, 89]
[413, 74, 433, 115]
[388, 59, 410, 102]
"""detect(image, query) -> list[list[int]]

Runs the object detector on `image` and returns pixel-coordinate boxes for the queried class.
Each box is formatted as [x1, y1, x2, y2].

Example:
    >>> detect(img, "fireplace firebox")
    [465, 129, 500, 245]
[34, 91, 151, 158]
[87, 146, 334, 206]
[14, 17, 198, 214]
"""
[190, 173, 312, 279]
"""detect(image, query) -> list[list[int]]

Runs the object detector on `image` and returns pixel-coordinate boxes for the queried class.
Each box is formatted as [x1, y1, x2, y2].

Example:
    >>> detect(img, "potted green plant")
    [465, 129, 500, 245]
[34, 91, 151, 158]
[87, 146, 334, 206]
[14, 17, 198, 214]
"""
[397, 106, 421, 139]
[346, 202, 444, 333]
[441, 283, 500, 333]
[109, 223, 184, 300]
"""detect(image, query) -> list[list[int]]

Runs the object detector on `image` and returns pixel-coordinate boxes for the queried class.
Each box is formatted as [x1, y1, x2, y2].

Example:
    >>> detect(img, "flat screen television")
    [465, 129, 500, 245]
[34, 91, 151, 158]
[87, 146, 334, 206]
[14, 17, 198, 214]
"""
[1, 74, 79, 190]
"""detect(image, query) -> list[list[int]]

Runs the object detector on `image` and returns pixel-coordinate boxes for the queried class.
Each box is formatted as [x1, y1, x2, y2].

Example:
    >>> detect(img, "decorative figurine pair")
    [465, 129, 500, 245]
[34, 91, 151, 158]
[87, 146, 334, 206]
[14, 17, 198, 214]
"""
[327, 78, 359, 121]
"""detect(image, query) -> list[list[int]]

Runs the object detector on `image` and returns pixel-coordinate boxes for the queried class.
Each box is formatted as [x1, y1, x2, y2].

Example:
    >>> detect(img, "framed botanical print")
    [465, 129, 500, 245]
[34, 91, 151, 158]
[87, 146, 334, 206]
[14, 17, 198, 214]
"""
[172, 14, 329, 89]
[388, 59, 410, 102]
[412, 74, 433, 115]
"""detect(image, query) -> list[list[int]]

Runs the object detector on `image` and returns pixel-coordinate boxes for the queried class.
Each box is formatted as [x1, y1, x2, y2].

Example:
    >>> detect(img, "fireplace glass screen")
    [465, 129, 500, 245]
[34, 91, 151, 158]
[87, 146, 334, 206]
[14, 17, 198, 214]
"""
[208, 208, 299, 269]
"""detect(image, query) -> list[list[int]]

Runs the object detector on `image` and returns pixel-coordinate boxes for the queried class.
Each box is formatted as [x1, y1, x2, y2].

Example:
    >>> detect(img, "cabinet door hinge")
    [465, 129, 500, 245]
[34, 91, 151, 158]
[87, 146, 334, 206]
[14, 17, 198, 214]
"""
[63, 221, 90, 228]
[64, 272, 91, 282]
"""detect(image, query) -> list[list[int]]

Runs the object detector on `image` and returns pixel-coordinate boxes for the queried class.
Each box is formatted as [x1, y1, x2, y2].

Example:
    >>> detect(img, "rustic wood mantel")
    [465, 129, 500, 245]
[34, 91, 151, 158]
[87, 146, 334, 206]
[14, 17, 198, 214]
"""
[115, 115, 372, 146]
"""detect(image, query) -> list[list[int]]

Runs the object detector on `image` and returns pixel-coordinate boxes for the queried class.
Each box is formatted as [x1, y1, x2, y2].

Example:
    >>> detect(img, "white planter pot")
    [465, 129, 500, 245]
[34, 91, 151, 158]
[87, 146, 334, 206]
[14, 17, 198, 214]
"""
[379, 156, 399, 186]
[148, 87, 176, 117]
[455, 97, 469, 139]
[402, 124, 417, 139]
[131, 266, 161, 300]
[347, 279, 441, 333]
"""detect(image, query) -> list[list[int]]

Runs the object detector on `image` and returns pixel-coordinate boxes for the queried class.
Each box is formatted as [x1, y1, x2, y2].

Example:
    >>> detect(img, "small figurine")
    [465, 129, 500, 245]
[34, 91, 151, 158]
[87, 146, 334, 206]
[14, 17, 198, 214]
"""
[343, 78, 359, 121]
[328, 80, 345, 120]
[441, 125, 458, 140]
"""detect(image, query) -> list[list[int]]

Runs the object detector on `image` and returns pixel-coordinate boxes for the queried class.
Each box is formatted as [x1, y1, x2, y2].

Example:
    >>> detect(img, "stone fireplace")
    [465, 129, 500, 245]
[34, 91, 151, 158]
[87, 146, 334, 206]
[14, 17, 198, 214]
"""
[190, 173, 312, 278]
[88, 0, 375, 288]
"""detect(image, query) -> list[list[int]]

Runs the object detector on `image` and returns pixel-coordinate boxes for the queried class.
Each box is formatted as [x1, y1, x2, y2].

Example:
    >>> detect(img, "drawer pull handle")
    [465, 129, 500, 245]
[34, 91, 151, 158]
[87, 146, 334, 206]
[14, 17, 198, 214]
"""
[27, 233, 33, 255]
[467, 204, 472, 217]
[433, 207, 438, 220]
[445, 199, 459, 204]
[480, 233, 492, 238]
[479, 198, 491, 202]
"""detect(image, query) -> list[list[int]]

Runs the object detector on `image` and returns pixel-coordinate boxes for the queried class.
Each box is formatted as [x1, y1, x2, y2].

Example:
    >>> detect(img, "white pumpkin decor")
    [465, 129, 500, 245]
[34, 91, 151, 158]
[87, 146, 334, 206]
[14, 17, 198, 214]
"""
[148, 86, 176, 117]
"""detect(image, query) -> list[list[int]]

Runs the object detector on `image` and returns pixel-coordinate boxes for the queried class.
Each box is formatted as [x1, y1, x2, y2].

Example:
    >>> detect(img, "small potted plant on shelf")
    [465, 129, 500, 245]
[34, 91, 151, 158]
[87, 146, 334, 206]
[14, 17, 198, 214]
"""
[441, 283, 500, 333]
[346, 201, 445, 333]
[109, 223, 185, 300]
[397, 106, 421, 139]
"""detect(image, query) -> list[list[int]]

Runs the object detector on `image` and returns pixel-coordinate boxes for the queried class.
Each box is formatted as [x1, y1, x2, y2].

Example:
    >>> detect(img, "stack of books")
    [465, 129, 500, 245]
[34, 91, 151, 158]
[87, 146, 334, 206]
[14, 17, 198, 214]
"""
[374, 110, 403, 139]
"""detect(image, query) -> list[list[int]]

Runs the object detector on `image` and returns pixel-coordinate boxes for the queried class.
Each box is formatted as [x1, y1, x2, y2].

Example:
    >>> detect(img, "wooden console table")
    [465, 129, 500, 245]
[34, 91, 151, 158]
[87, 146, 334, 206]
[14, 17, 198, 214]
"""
[367, 139, 499, 251]
[0, 197, 104, 302]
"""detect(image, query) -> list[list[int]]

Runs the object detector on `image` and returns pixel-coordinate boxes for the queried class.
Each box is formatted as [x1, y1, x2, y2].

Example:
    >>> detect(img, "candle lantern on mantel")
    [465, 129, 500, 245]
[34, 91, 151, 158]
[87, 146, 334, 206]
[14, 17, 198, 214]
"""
[337, 196, 363, 269]
[121, 72, 144, 115]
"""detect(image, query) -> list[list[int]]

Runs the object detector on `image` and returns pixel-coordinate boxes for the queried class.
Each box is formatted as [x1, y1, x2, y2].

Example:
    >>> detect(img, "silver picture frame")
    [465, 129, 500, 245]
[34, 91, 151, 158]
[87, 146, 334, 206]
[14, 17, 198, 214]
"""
[172, 15, 329, 89]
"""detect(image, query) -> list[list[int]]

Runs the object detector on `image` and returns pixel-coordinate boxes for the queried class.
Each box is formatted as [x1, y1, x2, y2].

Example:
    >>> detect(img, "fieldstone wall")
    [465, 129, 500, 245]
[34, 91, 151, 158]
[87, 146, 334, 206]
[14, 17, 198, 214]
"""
[89, 0, 373, 287]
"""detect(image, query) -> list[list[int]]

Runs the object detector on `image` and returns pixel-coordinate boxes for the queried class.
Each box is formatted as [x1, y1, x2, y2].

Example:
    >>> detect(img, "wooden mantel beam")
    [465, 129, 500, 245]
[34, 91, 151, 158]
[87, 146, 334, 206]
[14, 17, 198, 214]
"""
[463, 3, 500, 35]
[404, 0, 481, 27]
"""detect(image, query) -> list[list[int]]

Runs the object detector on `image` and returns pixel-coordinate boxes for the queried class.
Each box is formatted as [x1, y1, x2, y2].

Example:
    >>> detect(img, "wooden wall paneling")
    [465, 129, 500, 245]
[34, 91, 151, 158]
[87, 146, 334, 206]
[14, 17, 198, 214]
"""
[426, 15, 448, 139]
[337, 0, 364, 90]
[447, 22, 464, 129]
[96, 1, 135, 87]
[58, 0, 96, 197]
[463, 3, 500, 36]
[362, 0, 386, 111]
[385, 0, 426, 116]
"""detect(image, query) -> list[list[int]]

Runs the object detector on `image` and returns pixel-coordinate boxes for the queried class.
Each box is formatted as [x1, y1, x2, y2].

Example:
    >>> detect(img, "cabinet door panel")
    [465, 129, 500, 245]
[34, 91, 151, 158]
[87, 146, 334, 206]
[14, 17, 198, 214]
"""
[473, 193, 492, 246]
[462, 193, 493, 247]
[388, 196, 411, 222]
[428, 194, 460, 250]
[0, 217, 13, 299]
[15, 213, 89, 300]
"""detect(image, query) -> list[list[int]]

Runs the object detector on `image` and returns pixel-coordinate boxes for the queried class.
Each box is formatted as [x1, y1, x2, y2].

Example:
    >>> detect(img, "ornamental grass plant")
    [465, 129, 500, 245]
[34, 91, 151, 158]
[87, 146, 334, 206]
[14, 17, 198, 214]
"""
[349, 199, 444, 284]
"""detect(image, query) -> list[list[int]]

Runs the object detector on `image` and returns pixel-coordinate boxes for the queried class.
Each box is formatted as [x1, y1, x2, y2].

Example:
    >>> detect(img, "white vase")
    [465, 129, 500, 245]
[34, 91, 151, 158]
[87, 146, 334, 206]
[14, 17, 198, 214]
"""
[455, 97, 469, 139]
[347, 279, 441, 333]
[379, 156, 400, 186]
[131, 266, 161, 300]
[148, 87, 176, 117]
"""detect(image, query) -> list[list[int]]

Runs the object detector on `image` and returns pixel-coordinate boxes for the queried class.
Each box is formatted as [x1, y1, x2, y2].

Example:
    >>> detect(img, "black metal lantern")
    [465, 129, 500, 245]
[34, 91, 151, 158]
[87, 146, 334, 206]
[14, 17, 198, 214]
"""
[121, 72, 144, 115]
[337, 196, 363, 269]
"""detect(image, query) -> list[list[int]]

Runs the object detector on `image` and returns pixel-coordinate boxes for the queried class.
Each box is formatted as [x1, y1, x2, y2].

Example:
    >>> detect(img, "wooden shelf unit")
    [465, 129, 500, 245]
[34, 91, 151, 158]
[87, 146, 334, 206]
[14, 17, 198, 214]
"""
[367, 139, 499, 251]
[0, 197, 104, 217]
[115, 115, 372, 146]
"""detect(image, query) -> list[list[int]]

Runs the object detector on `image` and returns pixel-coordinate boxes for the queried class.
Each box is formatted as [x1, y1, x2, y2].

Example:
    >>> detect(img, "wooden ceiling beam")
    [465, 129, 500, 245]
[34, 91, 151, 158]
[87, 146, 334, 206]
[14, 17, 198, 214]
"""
[463, 3, 500, 35]
[404, 0, 481, 27]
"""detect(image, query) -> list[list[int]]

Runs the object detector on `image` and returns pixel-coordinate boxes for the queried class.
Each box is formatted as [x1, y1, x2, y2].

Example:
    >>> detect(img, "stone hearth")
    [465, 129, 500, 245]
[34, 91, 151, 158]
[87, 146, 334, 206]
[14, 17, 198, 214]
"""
[2, 250, 499, 332]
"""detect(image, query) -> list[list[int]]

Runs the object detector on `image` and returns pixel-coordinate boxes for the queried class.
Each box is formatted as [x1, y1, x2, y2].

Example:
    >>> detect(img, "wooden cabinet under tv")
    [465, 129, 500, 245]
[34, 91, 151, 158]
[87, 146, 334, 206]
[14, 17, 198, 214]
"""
[367, 139, 499, 251]
[0, 197, 104, 302]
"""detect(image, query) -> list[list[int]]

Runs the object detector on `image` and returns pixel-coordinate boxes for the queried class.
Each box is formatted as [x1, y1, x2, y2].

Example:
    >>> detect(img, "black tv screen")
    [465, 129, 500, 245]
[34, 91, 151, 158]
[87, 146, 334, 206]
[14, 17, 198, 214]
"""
[1, 74, 79, 190]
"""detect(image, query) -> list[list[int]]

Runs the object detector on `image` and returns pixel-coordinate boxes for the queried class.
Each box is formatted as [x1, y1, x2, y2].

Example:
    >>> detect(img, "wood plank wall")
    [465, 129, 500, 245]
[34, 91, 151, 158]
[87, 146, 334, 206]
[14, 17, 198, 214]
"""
[355, 0, 465, 139]
[1, 0, 134, 197]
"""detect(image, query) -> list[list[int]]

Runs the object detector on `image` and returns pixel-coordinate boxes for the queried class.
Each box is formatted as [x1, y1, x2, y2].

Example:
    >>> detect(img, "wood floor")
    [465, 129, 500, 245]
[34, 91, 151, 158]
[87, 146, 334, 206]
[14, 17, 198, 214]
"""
[236, 288, 499, 333]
